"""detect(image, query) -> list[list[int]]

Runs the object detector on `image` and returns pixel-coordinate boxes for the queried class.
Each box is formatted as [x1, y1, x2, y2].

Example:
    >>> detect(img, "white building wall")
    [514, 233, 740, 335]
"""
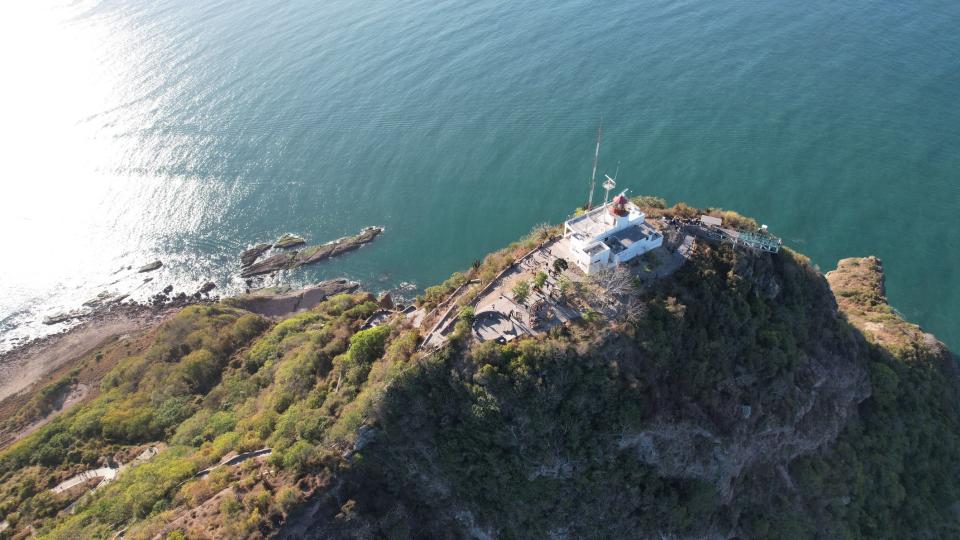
[563, 202, 661, 274]
[613, 234, 663, 265]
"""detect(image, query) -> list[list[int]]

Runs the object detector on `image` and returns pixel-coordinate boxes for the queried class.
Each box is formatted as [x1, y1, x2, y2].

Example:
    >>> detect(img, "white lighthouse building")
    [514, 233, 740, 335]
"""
[563, 192, 663, 274]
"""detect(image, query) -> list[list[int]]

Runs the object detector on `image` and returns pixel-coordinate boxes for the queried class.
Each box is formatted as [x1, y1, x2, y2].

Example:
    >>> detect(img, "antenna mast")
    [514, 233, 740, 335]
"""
[587, 121, 602, 210]
[603, 161, 620, 206]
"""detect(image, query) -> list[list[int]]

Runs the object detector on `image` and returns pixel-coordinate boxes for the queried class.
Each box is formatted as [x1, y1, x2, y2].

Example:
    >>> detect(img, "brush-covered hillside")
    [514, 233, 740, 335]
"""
[0, 201, 958, 539]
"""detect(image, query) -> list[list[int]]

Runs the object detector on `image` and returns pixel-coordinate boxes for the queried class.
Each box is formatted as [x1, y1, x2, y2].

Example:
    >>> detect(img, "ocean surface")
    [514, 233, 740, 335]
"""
[0, 0, 958, 353]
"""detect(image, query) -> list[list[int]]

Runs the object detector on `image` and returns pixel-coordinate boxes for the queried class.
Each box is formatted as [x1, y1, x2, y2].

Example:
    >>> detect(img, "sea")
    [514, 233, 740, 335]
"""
[0, 0, 958, 353]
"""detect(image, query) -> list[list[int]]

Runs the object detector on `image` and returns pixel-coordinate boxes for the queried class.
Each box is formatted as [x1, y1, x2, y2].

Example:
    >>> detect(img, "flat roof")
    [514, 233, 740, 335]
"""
[584, 243, 608, 255]
[604, 223, 662, 254]
[566, 201, 644, 238]
[700, 215, 722, 227]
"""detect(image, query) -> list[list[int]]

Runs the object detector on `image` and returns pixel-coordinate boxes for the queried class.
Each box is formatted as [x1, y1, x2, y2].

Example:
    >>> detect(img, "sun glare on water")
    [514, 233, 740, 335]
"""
[0, 2, 221, 349]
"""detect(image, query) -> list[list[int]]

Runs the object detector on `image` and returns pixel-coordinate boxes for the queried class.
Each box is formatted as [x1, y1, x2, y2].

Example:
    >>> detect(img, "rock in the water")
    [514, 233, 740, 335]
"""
[274, 233, 306, 249]
[162, 285, 174, 294]
[377, 292, 394, 310]
[240, 243, 272, 267]
[241, 226, 383, 278]
[198, 282, 217, 295]
[225, 279, 360, 318]
[138, 260, 163, 273]
[143, 277, 154, 283]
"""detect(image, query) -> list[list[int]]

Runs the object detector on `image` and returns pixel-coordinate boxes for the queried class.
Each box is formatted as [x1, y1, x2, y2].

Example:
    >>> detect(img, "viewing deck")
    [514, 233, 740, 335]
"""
[668, 216, 782, 254]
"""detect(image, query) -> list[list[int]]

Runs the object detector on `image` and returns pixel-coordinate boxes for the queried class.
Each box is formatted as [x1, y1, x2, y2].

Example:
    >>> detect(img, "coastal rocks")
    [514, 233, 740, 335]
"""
[198, 282, 216, 295]
[225, 279, 359, 318]
[82, 291, 128, 309]
[377, 292, 394, 310]
[137, 260, 163, 273]
[274, 233, 307, 249]
[42, 310, 86, 326]
[190, 283, 217, 300]
[241, 250, 299, 279]
[240, 243, 273, 267]
[241, 226, 383, 278]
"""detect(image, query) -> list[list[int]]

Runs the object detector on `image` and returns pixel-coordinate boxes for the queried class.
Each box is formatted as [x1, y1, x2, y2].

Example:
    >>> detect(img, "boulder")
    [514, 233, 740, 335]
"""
[137, 260, 162, 273]
[198, 282, 217, 295]
[240, 243, 273, 267]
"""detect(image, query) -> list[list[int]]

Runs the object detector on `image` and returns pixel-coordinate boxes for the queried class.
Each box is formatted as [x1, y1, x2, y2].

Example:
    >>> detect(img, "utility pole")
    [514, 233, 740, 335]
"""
[587, 121, 602, 210]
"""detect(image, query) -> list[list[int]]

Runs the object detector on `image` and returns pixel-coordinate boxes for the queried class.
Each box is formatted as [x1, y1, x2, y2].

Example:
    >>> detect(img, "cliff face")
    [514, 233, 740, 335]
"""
[616, 248, 872, 502]
[1, 206, 958, 540]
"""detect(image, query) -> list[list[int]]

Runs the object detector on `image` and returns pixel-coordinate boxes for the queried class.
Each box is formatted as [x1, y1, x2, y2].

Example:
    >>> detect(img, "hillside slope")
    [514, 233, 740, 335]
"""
[0, 203, 957, 539]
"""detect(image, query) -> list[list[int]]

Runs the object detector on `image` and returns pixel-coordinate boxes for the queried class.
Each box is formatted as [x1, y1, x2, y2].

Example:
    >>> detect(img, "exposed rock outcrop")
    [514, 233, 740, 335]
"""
[42, 311, 86, 326]
[137, 260, 162, 273]
[827, 256, 952, 361]
[225, 279, 360, 317]
[241, 227, 383, 278]
[197, 282, 216, 295]
[377, 292, 394, 310]
[274, 233, 307, 249]
[240, 243, 272, 267]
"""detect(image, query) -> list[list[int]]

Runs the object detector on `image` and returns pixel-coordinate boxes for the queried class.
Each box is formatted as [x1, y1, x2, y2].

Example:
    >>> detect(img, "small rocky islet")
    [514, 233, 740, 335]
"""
[240, 226, 383, 278]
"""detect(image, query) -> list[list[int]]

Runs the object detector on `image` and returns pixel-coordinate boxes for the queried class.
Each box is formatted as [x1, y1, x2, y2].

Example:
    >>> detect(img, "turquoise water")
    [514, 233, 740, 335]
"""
[1, 0, 958, 351]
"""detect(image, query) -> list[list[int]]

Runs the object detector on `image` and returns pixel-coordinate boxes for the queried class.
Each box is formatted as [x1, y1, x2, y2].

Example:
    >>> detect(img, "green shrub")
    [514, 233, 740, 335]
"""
[512, 281, 530, 303]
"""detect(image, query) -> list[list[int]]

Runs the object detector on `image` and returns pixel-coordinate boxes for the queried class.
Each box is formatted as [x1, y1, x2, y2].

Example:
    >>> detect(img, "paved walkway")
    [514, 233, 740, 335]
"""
[51, 467, 118, 494]
[51, 445, 160, 495]
[195, 448, 272, 478]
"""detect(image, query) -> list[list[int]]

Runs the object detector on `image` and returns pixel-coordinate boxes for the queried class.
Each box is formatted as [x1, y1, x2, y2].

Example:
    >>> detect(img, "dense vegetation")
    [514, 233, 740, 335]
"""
[0, 203, 957, 539]
[297, 233, 882, 538]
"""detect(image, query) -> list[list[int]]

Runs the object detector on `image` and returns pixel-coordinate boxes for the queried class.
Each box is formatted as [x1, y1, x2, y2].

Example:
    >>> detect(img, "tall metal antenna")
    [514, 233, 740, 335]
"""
[601, 160, 622, 205]
[586, 120, 603, 210]
[602, 174, 616, 205]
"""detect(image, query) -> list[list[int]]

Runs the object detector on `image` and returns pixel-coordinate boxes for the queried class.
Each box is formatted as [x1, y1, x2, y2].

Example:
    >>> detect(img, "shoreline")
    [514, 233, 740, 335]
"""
[0, 300, 194, 403]
[0, 277, 381, 406]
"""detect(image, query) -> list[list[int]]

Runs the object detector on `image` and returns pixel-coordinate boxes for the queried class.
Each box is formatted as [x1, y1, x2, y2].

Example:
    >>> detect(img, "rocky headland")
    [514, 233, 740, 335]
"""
[0, 202, 956, 540]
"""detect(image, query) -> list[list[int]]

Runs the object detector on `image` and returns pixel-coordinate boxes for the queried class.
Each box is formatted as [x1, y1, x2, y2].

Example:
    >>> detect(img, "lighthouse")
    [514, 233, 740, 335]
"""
[562, 190, 663, 274]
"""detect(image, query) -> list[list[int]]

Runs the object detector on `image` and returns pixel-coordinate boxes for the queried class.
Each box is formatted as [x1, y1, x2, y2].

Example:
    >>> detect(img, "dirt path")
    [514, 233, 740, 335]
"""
[0, 305, 173, 402]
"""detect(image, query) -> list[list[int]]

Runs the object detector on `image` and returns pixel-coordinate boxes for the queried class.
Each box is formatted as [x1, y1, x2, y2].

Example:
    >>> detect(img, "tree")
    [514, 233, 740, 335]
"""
[589, 266, 635, 298]
[553, 258, 568, 274]
[534, 271, 548, 289]
[512, 281, 530, 304]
